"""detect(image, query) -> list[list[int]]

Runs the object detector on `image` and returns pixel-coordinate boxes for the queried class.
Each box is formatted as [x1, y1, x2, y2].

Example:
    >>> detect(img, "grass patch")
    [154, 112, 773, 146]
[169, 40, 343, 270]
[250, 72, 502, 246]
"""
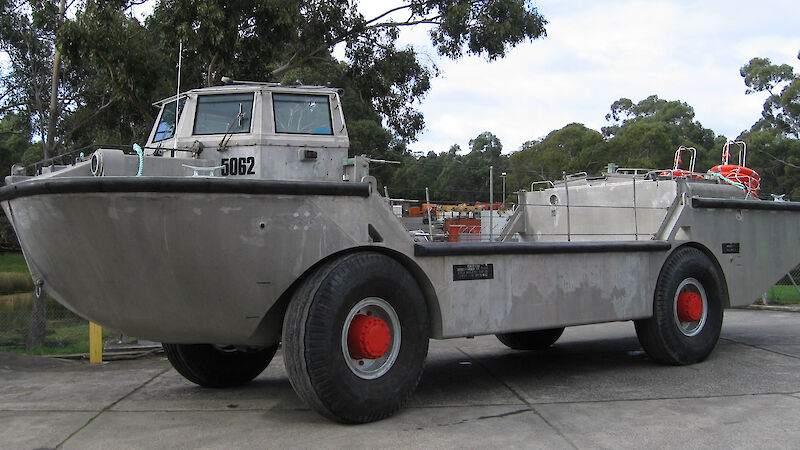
[0, 253, 29, 273]
[0, 272, 33, 294]
[764, 285, 800, 305]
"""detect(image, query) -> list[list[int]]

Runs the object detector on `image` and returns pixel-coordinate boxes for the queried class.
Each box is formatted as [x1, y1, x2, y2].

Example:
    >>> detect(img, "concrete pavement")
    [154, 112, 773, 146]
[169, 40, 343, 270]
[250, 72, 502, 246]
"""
[1, 309, 799, 449]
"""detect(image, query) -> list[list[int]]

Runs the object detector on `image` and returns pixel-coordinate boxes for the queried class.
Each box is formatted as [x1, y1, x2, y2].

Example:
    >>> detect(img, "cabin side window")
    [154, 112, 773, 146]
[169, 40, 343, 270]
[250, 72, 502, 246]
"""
[193, 93, 254, 135]
[153, 99, 186, 142]
[273, 94, 333, 135]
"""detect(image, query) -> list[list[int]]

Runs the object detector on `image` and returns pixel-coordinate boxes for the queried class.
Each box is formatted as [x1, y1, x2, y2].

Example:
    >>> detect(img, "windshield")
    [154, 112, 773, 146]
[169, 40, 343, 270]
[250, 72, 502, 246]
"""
[273, 94, 333, 135]
[152, 98, 186, 142]
[193, 93, 254, 135]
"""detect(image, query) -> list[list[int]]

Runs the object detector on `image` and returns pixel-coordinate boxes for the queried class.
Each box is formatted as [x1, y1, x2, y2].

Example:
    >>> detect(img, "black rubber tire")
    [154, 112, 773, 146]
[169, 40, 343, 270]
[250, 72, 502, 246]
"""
[496, 327, 565, 350]
[634, 247, 726, 365]
[282, 252, 430, 423]
[163, 343, 277, 388]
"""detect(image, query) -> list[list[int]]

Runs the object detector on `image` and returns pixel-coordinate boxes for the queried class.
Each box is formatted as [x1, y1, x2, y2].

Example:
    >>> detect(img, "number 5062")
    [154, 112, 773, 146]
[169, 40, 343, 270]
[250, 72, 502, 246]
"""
[221, 157, 256, 176]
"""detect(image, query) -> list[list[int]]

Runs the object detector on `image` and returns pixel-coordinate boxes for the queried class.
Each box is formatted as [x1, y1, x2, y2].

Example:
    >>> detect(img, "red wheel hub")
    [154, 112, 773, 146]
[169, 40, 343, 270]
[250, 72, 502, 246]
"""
[677, 292, 703, 322]
[347, 314, 391, 360]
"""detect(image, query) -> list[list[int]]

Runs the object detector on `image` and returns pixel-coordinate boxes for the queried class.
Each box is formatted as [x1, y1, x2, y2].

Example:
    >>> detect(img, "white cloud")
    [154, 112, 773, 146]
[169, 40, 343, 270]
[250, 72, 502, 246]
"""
[387, 0, 800, 154]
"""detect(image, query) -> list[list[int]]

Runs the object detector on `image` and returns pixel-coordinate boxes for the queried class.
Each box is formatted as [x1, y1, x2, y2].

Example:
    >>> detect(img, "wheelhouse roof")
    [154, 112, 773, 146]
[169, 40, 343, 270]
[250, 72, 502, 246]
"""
[152, 84, 341, 108]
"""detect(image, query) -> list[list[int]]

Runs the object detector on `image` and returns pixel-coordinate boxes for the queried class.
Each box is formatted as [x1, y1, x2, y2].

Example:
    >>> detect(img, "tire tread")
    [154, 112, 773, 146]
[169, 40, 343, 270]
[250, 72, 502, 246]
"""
[635, 247, 725, 365]
[282, 252, 429, 423]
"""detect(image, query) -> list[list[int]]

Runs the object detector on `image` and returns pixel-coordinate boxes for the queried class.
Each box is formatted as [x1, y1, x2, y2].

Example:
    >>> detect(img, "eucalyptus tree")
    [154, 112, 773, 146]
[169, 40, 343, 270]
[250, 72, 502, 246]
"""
[741, 54, 800, 138]
[505, 95, 723, 196]
[507, 123, 607, 195]
[0, 0, 160, 160]
[0, 0, 69, 161]
[436, 131, 508, 203]
[59, 1, 176, 147]
[602, 95, 718, 170]
[738, 51, 800, 198]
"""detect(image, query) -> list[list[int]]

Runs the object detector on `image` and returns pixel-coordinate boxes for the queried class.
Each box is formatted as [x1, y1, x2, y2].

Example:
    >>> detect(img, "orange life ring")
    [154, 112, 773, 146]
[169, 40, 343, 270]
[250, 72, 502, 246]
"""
[708, 164, 760, 197]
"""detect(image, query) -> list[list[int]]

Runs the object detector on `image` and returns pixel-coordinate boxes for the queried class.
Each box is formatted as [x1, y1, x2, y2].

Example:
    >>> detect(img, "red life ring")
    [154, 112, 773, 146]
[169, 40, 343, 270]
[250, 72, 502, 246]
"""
[658, 169, 704, 179]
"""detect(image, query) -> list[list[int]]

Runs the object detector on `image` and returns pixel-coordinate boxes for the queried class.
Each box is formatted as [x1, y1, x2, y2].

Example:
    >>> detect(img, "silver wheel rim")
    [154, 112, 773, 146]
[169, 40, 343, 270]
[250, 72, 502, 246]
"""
[673, 278, 708, 337]
[341, 297, 401, 380]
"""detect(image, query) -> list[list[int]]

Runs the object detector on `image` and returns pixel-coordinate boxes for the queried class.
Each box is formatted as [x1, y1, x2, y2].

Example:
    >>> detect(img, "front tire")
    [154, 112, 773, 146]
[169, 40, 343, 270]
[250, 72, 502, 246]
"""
[163, 343, 277, 388]
[496, 327, 565, 350]
[635, 247, 726, 365]
[282, 252, 430, 423]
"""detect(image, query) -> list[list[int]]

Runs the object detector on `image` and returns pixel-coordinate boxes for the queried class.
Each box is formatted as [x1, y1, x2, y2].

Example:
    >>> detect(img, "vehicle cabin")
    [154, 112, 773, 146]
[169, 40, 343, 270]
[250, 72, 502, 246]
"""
[147, 84, 349, 182]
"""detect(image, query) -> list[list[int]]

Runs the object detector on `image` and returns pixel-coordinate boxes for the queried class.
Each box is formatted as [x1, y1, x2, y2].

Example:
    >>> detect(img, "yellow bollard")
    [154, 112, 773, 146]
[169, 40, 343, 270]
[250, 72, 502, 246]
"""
[89, 322, 103, 364]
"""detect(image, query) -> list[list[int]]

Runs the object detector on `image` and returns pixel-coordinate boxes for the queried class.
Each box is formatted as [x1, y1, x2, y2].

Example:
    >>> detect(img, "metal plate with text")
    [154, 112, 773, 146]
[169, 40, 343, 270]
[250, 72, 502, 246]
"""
[453, 264, 494, 281]
[722, 243, 740, 254]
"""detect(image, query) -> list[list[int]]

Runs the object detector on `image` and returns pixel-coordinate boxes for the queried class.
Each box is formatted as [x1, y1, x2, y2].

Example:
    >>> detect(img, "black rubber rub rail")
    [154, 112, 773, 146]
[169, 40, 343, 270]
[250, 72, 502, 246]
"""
[414, 240, 671, 257]
[691, 197, 800, 212]
[0, 177, 371, 202]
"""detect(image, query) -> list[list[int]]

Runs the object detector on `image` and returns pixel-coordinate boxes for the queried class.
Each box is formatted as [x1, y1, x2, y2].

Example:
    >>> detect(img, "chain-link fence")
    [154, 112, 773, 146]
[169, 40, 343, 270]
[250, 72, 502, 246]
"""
[0, 254, 95, 352]
[0, 292, 87, 352]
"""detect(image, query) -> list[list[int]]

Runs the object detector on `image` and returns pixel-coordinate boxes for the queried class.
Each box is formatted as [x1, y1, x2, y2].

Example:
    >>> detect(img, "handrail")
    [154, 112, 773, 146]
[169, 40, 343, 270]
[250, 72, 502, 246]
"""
[616, 168, 654, 176]
[673, 146, 697, 172]
[531, 180, 555, 191]
[566, 171, 588, 180]
[722, 140, 747, 166]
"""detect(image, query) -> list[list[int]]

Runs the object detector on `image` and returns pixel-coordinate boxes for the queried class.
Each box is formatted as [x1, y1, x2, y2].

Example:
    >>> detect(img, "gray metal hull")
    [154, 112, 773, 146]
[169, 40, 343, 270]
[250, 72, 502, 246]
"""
[1, 177, 411, 346]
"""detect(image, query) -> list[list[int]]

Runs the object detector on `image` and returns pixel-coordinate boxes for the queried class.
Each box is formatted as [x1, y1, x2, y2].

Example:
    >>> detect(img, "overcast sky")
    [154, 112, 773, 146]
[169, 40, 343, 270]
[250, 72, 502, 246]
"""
[352, 0, 799, 155]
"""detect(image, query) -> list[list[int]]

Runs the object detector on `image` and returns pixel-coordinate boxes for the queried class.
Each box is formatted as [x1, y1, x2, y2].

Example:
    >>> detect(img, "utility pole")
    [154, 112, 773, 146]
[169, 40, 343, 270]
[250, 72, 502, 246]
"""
[489, 166, 494, 241]
[425, 187, 433, 240]
[501, 172, 507, 207]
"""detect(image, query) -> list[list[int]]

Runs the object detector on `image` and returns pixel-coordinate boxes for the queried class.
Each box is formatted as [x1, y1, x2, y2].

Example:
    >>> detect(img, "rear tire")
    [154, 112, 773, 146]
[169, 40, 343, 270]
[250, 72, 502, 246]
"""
[163, 343, 277, 388]
[496, 327, 565, 350]
[635, 247, 726, 365]
[282, 252, 430, 423]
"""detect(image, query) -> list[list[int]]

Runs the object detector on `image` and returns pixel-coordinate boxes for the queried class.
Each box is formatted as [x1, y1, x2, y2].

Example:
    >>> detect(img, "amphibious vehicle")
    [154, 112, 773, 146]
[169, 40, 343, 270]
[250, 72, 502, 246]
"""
[2, 82, 799, 423]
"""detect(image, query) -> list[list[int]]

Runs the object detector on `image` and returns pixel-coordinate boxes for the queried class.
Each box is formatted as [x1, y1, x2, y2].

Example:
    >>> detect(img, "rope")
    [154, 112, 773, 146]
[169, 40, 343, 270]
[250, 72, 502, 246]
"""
[708, 171, 746, 191]
[133, 144, 144, 177]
